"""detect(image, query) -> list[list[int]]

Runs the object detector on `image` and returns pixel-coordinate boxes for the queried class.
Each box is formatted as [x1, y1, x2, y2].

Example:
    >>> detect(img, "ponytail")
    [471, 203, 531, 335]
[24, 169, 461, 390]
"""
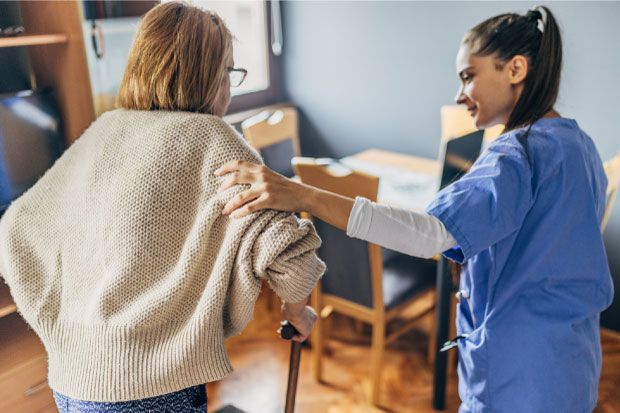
[505, 6, 562, 131]
[451, 7, 563, 282]
[462, 5, 563, 132]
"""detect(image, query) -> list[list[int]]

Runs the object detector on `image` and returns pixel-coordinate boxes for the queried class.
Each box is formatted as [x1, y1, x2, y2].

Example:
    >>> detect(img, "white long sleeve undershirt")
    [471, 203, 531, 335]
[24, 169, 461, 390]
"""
[346, 196, 457, 258]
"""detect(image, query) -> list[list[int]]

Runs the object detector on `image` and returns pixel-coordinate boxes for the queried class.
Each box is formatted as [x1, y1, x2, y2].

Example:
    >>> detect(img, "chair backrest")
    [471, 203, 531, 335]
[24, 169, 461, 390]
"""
[241, 107, 300, 178]
[440, 104, 503, 142]
[292, 157, 384, 309]
[602, 151, 620, 233]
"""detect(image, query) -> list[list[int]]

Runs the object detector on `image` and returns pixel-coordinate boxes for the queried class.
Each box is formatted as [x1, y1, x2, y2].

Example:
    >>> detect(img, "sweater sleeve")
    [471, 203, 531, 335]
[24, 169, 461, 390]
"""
[246, 211, 325, 303]
[228, 210, 325, 306]
[203, 117, 325, 304]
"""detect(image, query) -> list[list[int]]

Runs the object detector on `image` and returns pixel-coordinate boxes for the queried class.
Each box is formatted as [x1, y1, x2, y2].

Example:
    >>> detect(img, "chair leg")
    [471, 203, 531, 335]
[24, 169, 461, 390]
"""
[427, 309, 437, 364]
[311, 314, 324, 383]
[447, 294, 458, 375]
[311, 290, 324, 383]
[267, 289, 276, 313]
[370, 319, 385, 406]
[354, 319, 364, 337]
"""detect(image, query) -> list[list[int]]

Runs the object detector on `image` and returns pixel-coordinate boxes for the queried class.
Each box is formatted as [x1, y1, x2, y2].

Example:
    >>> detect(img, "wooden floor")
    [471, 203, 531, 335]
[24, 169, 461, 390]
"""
[207, 289, 620, 413]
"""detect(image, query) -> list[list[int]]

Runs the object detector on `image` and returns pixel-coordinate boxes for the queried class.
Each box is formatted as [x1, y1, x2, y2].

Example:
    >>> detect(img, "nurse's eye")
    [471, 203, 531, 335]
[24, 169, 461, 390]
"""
[462, 74, 473, 82]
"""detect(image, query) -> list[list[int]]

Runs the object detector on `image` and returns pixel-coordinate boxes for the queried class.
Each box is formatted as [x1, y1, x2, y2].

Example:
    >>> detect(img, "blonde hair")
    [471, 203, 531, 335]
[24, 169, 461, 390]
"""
[116, 1, 232, 114]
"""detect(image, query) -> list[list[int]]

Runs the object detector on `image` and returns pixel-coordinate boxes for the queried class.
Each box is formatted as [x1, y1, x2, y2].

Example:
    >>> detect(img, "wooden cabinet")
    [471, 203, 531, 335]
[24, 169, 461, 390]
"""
[11, 1, 96, 145]
[0, 280, 58, 412]
[0, 308, 56, 412]
[0, 1, 95, 411]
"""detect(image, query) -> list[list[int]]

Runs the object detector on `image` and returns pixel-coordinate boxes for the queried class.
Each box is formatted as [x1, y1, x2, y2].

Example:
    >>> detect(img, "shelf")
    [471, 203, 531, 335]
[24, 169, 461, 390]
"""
[0, 34, 68, 48]
[0, 313, 46, 377]
[0, 282, 17, 319]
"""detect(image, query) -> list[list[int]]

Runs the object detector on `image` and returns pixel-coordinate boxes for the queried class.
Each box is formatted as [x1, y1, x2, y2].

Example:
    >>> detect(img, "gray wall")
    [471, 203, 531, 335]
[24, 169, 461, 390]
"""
[280, 1, 620, 330]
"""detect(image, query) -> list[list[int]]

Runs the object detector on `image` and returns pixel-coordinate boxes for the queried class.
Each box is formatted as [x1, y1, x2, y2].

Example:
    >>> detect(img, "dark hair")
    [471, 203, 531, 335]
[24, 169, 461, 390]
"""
[462, 5, 562, 133]
[451, 7, 562, 284]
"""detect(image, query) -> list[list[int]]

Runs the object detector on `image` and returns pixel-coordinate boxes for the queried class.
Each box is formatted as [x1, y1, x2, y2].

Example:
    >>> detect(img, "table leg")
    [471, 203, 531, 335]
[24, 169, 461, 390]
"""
[433, 257, 452, 410]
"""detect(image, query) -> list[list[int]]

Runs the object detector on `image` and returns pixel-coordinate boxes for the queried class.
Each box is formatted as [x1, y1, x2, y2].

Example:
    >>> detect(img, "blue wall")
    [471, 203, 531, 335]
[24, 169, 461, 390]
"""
[280, 1, 620, 330]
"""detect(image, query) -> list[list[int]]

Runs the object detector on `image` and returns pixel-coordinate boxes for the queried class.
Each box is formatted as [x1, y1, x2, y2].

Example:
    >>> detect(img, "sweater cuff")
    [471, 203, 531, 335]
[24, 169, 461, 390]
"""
[267, 248, 325, 304]
[249, 213, 326, 304]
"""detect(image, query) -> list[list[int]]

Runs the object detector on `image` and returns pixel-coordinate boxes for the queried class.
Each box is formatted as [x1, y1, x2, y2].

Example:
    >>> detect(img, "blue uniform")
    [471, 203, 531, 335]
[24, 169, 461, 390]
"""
[427, 118, 613, 413]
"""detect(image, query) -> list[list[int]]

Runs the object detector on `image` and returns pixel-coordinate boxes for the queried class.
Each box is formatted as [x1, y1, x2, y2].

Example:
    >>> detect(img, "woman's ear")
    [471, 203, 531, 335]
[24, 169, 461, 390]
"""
[507, 55, 528, 85]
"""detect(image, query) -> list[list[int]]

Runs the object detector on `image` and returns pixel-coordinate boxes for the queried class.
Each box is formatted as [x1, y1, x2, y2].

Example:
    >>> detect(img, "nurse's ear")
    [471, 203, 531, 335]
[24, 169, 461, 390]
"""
[506, 55, 529, 85]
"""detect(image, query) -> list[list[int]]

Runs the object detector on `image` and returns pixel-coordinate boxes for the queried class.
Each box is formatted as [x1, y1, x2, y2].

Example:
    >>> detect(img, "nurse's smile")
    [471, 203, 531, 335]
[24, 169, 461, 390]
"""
[454, 42, 525, 130]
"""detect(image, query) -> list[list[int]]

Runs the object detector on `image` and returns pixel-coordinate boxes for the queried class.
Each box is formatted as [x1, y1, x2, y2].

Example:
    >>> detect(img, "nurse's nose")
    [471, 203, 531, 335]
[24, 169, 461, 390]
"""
[455, 85, 466, 105]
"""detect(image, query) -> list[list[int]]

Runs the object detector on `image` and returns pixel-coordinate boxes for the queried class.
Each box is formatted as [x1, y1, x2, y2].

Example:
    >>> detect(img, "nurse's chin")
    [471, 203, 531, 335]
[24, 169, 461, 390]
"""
[474, 116, 501, 131]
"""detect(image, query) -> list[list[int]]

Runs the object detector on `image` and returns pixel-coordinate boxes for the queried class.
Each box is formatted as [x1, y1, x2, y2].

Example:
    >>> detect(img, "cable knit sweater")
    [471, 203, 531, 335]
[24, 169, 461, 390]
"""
[0, 109, 325, 402]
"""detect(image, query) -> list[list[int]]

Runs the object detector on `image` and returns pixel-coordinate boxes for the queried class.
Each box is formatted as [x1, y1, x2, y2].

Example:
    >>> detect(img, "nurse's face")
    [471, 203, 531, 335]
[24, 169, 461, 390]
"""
[454, 43, 527, 129]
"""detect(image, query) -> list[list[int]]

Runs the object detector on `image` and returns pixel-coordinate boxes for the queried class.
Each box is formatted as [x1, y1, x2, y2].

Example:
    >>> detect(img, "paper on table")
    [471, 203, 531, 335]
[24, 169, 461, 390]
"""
[339, 156, 439, 211]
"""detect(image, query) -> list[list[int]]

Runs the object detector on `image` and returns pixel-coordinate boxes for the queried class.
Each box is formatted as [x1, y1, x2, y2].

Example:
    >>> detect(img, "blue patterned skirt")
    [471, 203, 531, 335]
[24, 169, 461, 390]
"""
[53, 384, 207, 412]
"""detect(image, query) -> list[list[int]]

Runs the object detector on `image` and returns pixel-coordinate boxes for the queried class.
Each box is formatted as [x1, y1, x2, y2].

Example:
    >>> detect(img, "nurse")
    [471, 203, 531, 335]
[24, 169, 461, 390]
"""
[216, 6, 612, 412]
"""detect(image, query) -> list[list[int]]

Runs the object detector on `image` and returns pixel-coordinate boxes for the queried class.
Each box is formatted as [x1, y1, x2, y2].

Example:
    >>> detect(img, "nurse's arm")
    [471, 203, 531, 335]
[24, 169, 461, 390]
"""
[346, 197, 457, 258]
[216, 160, 354, 231]
[217, 161, 456, 259]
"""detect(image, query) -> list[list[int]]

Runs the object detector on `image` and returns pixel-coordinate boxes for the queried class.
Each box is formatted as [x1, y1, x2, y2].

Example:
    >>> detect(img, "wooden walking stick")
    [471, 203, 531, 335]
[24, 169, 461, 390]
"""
[280, 320, 303, 413]
[213, 321, 303, 413]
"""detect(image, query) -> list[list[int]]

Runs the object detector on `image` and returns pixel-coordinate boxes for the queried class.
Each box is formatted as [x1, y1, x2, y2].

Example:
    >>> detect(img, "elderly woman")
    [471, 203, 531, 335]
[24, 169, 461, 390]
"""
[0, 2, 324, 412]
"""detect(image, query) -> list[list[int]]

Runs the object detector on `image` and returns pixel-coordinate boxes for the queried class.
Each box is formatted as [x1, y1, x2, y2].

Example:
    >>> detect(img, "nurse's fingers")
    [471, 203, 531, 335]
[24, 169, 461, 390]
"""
[218, 170, 256, 193]
[227, 193, 271, 219]
[222, 188, 264, 216]
[214, 160, 262, 177]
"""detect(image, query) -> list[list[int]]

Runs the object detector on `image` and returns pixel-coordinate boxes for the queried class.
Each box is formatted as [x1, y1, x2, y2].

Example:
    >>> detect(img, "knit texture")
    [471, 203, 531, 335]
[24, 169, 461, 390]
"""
[0, 109, 325, 402]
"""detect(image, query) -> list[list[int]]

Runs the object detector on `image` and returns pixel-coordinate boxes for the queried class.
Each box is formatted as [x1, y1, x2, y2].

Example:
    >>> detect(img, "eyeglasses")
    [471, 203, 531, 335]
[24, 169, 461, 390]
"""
[227, 67, 247, 88]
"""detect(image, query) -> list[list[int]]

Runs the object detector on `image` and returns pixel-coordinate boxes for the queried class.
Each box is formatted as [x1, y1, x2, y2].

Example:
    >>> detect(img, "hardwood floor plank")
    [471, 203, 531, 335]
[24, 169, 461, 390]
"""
[208, 290, 620, 413]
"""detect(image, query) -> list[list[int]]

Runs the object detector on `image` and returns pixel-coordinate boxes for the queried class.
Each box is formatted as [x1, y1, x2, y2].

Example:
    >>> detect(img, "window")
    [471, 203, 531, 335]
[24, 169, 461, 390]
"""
[166, 0, 282, 112]
[84, 1, 281, 116]
[193, 1, 270, 97]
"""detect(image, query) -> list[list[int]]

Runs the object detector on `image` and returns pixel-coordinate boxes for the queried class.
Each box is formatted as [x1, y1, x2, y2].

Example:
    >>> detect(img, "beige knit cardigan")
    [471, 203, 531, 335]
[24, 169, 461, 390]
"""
[0, 109, 325, 402]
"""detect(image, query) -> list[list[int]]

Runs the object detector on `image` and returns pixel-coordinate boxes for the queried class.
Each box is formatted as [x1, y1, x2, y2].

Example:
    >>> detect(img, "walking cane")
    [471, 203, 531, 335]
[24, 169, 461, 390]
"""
[280, 320, 303, 413]
[213, 321, 302, 413]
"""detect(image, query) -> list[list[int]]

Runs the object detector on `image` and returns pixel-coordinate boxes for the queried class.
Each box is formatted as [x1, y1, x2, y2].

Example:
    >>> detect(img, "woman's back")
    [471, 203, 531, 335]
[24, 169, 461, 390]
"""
[0, 109, 325, 401]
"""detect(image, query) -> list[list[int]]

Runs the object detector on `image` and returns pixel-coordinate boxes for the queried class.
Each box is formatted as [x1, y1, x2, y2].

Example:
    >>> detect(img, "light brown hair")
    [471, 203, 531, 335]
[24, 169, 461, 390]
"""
[116, 1, 232, 114]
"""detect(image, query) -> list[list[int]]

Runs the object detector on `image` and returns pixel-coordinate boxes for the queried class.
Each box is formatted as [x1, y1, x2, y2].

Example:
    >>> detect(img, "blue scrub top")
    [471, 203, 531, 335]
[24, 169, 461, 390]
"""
[427, 118, 613, 413]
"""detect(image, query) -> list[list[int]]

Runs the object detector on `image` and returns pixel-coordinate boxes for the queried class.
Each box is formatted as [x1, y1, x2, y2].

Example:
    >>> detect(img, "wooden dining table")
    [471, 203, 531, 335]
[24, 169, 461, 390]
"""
[350, 148, 455, 411]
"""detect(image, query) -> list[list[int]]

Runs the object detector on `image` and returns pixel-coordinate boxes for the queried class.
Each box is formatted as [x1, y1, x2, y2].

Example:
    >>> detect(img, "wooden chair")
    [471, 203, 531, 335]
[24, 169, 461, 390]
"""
[602, 151, 620, 233]
[292, 157, 437, 406]
[440, 104, 503, 143]
[241, 107, 301, 178]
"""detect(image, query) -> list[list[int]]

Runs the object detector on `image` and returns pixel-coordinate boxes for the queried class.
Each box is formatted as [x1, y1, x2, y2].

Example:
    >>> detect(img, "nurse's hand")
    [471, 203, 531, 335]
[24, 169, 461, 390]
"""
[215, 160, 310, 218]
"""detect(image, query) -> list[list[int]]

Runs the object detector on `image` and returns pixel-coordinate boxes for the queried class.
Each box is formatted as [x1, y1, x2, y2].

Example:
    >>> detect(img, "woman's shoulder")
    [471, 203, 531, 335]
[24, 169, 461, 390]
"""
[170, 112, 262, 163]
[110, 110, 247, 144]
[484, 128, 531, 166]
[165, 111, 240, 140]
[87, 109, 260, 162]
[526, 117, 594, 163]
[97, 109, 232, 129]
[495, 118, 599, 183]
